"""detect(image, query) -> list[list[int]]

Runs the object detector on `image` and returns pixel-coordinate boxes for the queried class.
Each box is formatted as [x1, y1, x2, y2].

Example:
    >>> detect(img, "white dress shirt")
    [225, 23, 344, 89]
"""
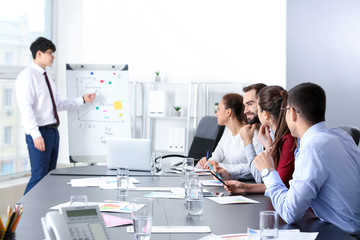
[16, 62, 83, 139]
[209, 127, 263, 180]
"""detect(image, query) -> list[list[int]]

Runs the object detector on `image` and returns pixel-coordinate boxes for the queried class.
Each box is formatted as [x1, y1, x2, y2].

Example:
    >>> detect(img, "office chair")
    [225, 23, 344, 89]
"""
[338, 125, 360, 146]
[163, 116, 225, 165]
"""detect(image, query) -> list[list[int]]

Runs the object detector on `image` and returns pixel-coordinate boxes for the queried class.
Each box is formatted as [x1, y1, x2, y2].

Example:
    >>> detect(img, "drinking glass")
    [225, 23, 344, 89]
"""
[132, 198, 153, 240]
[117, 167, 129, 196]
[186, 183, 203, 215]
[184, 172, 199, 198]
[70, 195, 88, 207]
[117, 188, 128, 201]
[260, 211, 278, 239]
[182, 158, 194, 182]
[151, 152, 162, 175]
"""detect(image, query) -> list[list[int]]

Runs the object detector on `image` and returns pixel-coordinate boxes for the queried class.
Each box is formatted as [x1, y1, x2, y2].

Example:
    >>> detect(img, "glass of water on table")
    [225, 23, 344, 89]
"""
[182, 158, 194, 182]
[132, 198, 153, 240]
[186, 182, 204, 215]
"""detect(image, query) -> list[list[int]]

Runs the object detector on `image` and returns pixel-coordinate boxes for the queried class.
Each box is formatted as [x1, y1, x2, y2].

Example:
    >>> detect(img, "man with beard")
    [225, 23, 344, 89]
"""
[214, 83, 266, 181]
[239, 83, 268, 182]
[242, 83, 267, 124]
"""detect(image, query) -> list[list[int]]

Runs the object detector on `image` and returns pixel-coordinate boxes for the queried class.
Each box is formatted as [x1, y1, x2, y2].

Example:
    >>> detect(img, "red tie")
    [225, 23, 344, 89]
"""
[44, 72, 60, 127]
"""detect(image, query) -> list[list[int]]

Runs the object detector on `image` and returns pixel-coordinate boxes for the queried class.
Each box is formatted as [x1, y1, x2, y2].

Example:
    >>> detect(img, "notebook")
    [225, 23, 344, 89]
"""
[106, 138, 152, 171]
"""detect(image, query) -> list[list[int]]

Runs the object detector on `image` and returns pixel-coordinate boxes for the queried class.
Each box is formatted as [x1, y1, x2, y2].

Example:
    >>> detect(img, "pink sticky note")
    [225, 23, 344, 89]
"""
[101, 213, 133, 228]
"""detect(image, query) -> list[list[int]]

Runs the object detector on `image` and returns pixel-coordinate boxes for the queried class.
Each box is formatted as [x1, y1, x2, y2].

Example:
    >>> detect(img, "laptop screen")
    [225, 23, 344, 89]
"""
[106, 138, 152, 171]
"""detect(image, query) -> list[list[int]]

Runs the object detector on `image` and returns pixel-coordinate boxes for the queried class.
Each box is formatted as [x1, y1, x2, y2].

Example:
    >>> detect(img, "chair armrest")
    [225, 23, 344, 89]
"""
[162, 154, 187, 159]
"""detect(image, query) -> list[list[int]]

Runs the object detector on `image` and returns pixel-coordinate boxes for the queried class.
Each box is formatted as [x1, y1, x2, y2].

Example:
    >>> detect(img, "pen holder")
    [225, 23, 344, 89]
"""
[0, 231, 16, 240]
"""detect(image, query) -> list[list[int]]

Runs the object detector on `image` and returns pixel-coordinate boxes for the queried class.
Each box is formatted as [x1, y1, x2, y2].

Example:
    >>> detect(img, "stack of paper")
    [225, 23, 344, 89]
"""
[200, 180, 224, 187]
[206, 195, 259, 204]
[143, 192, 185, 199]
[198, 229, 318, 240]
[127, 226, 212, 233]
[51, 201, 133, 213]
[68, 177, 139, 189]
[101, 213, 132, 228]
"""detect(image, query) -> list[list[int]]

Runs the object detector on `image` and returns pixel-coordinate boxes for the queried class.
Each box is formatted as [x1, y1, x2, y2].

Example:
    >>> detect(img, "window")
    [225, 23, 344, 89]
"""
[0, 0, 53, 66]
[3, 89, 12, 107]
[3, 126, 11, 145]
[5, 52, 13, 65]
[0, 0, 53, 178]
[1, 162, 14, 175]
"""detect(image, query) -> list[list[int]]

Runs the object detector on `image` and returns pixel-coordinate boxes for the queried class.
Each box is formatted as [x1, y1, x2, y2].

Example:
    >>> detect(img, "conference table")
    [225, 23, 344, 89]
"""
[16, 165, 356, 240]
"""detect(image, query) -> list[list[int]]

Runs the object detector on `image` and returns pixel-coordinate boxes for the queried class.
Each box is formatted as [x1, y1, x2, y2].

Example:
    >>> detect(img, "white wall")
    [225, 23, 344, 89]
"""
[287, 0, 360, 128]
[54, 0, 286, 163]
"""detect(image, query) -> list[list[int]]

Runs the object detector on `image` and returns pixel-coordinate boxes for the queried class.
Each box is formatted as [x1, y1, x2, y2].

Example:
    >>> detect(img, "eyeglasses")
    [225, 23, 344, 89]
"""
[280, 107, 300, 114]
[279, 107, 290, 118]
[280, 107, 290, 112]
[44, 51, 55, 56]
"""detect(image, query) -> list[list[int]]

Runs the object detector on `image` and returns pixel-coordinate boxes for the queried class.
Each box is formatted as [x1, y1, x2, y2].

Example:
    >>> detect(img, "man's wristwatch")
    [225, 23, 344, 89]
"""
[261, 168, 275, 178]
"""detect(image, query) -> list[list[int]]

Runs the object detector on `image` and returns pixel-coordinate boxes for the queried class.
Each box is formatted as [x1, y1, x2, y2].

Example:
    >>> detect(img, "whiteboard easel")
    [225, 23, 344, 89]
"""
[66, 64, 131, 163]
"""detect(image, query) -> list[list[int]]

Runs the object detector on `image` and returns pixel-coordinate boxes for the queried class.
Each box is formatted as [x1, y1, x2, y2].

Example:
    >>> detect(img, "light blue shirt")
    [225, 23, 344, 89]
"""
[263, 122, 360, 235]
[245, 129, 275, 183]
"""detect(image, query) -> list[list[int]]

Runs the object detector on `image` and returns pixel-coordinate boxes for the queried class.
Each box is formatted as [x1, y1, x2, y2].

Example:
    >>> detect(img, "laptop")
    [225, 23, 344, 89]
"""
[106, 138, 152, 171]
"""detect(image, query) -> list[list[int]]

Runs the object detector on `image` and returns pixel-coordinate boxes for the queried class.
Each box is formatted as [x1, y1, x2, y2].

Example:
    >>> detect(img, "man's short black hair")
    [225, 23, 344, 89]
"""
[288, 82, 326, 125]
[243, 83, 267, 96]
[30, 37, 56, 59]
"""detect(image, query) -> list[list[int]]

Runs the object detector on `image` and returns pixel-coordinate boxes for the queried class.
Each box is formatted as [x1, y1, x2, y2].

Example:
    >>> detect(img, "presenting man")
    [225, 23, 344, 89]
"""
[16, 37, 96, 194]
[254, 82, 360, 235]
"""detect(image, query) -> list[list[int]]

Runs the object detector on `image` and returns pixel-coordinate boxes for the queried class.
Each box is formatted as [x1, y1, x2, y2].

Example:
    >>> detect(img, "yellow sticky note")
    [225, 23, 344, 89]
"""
[114, 101, 123, 110]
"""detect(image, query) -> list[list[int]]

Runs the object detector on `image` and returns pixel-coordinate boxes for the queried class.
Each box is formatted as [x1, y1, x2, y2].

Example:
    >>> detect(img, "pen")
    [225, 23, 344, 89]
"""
[3, 211, 15, 236]
[8, 211, 17, 233]
[0, 216, 4, 232]
[7, 205, 11, 218]
[11, 206, 23, 233]
[207, 163, 223, 181]
[206, 150, 209, 160]
[209, 170, 229, 187]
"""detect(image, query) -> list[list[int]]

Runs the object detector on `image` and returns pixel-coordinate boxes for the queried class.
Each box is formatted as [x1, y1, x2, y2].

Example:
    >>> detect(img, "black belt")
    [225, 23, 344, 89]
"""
[39, 124, 58, 129]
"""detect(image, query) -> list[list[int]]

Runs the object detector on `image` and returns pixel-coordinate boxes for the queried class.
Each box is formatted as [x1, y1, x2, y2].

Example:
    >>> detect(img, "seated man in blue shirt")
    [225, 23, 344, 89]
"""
[254, 82, 360, 235]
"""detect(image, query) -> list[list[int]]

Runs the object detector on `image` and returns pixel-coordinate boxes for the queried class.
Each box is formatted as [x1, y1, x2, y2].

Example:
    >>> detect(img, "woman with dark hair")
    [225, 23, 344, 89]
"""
[197, 93, 263, 180]
[225, 86, 296, 193]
